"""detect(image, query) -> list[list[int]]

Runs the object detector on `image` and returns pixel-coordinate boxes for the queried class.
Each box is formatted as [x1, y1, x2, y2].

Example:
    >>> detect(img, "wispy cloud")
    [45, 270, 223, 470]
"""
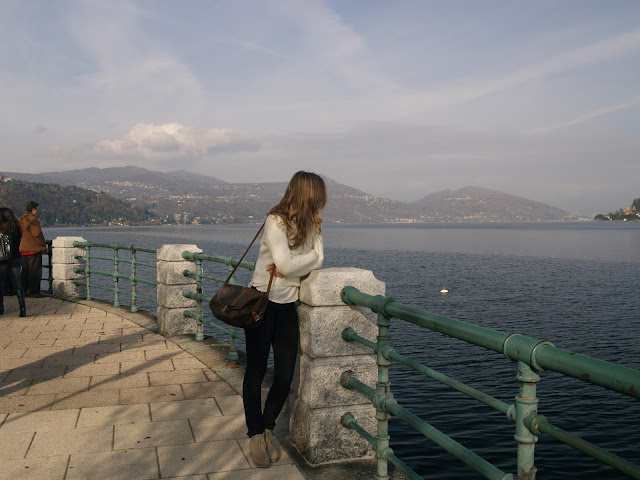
[527, 95, 640, 134]
[400, 29, 640, 113]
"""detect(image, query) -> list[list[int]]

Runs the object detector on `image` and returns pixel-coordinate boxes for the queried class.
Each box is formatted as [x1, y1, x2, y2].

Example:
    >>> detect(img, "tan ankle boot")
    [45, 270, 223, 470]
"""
[264, 429, 281, 462]
[249, 433, 270, 468]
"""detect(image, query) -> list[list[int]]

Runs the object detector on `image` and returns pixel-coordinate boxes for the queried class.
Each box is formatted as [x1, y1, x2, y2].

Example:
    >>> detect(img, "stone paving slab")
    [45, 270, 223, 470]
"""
[157, 440, 250, 477]
[1, 410, 79, 432]
[0, 455, 69, 480]
[66, 448, 158, 480]
[76, 404, 150, 427]
[114, 419, 194, 450]
[27, 425, 114, 457]
[149, 397, 222, 421]
[0, 295, 311, 480]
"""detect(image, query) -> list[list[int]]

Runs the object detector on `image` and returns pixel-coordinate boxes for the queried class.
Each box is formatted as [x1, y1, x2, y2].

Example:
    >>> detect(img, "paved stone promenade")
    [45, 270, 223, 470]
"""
[0, 295, 305, 480]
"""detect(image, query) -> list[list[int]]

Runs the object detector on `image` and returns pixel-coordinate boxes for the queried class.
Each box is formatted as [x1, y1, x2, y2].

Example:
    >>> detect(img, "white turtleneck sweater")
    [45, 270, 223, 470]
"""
[250, 214, 324, 303]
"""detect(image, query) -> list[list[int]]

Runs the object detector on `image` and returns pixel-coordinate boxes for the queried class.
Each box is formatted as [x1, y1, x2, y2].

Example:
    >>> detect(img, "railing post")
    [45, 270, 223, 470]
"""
[290, 267, 385, 464]
[194, 256, 204, 341]
[51, 237, 87, 299]
[224, 262, 241, 361]
[374, 310, 393, 480]
[113, 247, 120, 307]
[130, 246, 138, 313]
[157, 244, 201, 335]
[85, 244, 92, 300]
[514, 361, 540, 480]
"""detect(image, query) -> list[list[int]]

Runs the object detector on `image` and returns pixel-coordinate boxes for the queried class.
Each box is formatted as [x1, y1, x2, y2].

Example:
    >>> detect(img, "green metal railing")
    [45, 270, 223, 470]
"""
[72, 241, 158, 312]
[181, 251, 256, 362]
[339, 286, 640, 480]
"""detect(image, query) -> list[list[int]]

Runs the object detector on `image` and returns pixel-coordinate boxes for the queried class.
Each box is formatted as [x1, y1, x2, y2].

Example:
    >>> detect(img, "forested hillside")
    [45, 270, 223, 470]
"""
[0, 178, 156, 226]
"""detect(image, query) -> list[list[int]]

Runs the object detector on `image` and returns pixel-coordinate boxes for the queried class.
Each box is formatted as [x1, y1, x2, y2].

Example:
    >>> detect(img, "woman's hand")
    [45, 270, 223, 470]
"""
[267, 263, 285, 278]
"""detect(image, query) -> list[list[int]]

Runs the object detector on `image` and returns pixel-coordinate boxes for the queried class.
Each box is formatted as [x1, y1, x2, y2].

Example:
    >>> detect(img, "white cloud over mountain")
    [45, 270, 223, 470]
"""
[92, 123, 260, 159]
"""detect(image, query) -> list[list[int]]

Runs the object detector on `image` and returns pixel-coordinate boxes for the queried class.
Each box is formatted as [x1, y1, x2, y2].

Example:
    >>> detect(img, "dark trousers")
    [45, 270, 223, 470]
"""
[243, 300, 299, 438]
[21, 253, 42, 294]
[0, 259, 25, 308]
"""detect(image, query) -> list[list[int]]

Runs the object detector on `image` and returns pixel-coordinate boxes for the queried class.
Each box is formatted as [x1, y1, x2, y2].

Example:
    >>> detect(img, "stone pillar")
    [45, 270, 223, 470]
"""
[157, 244, 202, 335]
[51, 236, 87, 299]
[290, 267, 385, 464]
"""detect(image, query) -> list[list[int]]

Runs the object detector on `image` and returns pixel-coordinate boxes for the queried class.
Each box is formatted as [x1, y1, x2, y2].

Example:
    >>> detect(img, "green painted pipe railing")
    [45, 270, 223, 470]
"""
[181, 251, 256, 362]
[72, 241, 158, 312]
[339, 286, 640, 480]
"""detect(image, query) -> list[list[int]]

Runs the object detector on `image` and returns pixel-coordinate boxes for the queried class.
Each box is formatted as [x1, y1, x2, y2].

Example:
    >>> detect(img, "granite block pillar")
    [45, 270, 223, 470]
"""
[157, 244, 201, 335]
[51, 236, 87, 299]
[290, 267, 385, 464]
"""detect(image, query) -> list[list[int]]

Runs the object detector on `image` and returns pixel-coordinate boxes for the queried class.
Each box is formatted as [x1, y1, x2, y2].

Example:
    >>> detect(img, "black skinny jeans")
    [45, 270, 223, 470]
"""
[0, 259, 24, 305]
[243, 300, 299, 438]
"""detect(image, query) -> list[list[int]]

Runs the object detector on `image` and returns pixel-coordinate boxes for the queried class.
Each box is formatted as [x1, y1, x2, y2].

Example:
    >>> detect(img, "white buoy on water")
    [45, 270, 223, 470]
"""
[440, 289, 449, 295]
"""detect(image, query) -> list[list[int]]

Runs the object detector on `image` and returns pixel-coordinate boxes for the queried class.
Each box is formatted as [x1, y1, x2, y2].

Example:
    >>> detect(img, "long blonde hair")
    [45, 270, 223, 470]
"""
[269, 171, 327, 249]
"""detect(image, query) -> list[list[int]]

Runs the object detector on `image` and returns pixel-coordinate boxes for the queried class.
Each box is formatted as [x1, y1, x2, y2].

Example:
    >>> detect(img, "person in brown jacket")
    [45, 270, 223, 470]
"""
[19, 201, 47, 297]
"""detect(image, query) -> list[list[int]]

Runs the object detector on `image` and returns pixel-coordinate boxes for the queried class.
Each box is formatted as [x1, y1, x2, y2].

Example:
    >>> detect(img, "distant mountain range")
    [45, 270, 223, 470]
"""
[1, 166, 579, 224]
[413, 186, 575, 222]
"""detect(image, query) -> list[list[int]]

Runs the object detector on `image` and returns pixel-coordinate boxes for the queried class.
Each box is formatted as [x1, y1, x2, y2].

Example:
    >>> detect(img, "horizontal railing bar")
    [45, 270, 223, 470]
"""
[341, 287, 640, 398]
[341, 414, 423, 480]
[386, 400, 510, 480]
[107, 290, 157, 304]
[73, 269, 130, 280]
[78, 283, 155, 304]
[82, 255, 113, 262]
[528, 416, 640, 480]
[342, 327, 376, 350]
[133, 261, 157, 269]
[384, 450, 424, 480]
[387, 349, 513, 418]
[131, 293, 157, 304]
[73, 268, 156, 286]
[182, 271, 230, 285]
[73, 241, 156, 253]
[78, 255, 156, 269]
[183, 290, 212, 304]
[343, 374, 509, 480]
[84, 284, 114, 293]
[182, 251, 255, 270]
[343, 327, 514, 418]
[534, 347, 639, 398]
[130, 247, 157, 253]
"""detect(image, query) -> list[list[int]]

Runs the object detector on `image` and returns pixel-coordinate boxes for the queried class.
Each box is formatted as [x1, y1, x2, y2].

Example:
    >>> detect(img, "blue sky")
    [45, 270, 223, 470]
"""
[1, 1, 639, 216]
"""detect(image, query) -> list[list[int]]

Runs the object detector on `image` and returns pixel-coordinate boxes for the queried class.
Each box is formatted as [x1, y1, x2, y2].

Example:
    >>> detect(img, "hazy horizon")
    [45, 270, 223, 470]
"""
[1, 1, 639, 217]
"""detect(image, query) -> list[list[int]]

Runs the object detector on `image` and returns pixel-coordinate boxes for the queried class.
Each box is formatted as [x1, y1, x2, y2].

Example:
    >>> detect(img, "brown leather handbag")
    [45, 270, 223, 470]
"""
[209, 223, 275, 329]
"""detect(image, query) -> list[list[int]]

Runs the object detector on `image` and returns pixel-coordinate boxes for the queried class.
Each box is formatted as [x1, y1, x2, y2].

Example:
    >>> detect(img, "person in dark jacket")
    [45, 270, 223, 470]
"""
[0, 207, 26, 316]
[19, 201, 47, 297]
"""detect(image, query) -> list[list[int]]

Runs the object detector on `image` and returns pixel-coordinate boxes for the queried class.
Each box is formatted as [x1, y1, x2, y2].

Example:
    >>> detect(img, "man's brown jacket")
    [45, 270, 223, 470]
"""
[19, 211, 47, 253]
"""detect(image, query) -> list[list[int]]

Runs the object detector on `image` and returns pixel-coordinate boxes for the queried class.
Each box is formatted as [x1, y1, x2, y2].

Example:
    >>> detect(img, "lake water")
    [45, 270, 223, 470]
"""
[44, 222, 640, 479]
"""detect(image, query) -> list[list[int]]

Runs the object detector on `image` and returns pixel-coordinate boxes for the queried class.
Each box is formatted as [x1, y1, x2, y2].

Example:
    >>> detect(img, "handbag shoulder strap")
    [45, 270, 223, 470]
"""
[224, 222, 265, 284]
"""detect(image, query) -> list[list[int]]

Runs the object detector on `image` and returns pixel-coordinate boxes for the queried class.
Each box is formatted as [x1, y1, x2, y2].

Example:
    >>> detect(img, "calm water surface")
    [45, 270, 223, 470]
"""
[44, 222, 640, 479]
